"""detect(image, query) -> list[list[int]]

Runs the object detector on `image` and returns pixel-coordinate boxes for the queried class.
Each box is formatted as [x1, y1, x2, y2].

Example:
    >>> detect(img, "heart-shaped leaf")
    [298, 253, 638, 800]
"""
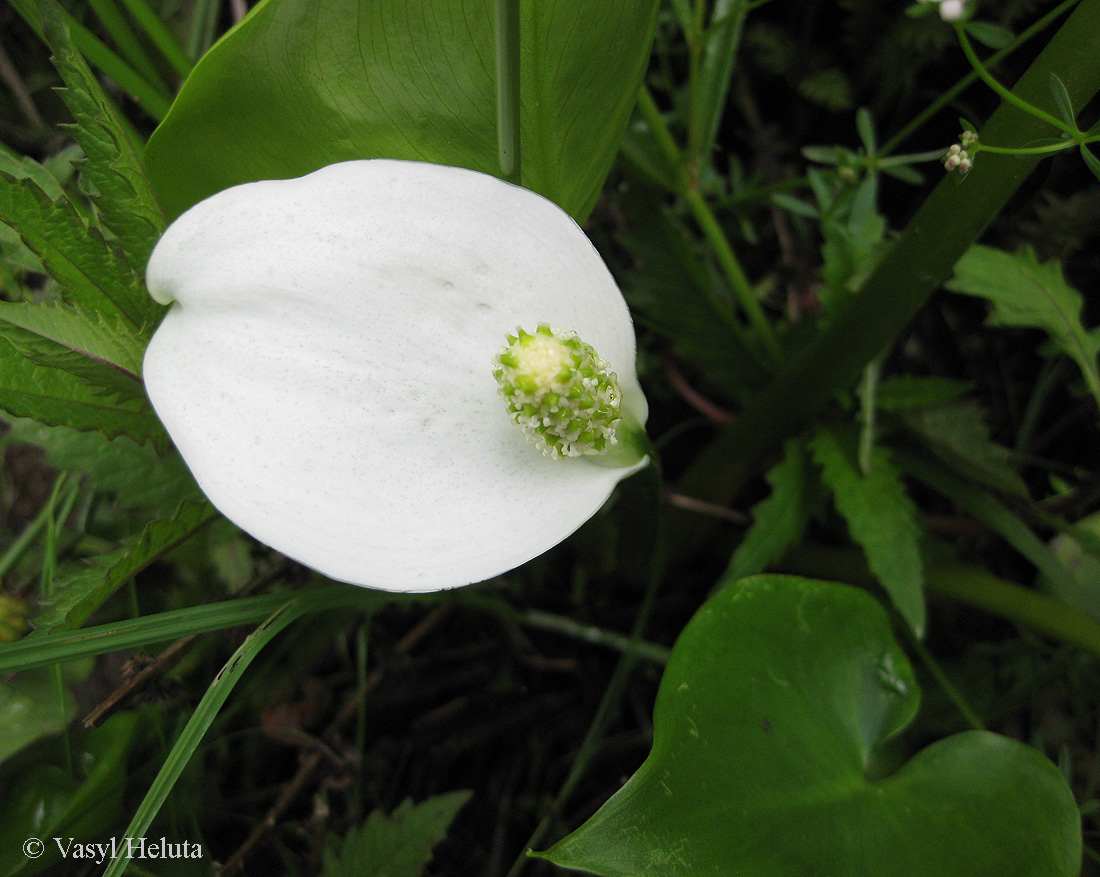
[144, 0, 659, 222]
[539, 576, 1080, 876]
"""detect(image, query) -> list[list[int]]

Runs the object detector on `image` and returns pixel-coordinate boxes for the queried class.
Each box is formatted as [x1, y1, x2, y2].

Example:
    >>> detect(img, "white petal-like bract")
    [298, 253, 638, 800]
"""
[144, 160, 647, 592]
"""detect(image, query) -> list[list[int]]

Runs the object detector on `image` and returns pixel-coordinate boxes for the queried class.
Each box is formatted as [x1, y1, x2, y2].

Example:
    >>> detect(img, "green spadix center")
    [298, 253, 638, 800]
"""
[494, 324, 622, 458]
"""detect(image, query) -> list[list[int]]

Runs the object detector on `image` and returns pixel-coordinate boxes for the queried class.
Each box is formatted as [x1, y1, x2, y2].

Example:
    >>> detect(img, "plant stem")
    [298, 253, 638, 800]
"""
[637, 85, 781, 365]
[496, 0, 522, 184]
[779, 545, 1100, 661]
[955, 24, 1077, 137]
[925, 565, 1100, 661]
[905, 633, 985, 731]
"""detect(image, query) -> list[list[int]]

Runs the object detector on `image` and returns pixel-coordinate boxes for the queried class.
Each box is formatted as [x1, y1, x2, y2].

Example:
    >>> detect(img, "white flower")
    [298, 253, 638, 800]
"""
[143, 160, 648, 592]
[938, 0, 967, 21]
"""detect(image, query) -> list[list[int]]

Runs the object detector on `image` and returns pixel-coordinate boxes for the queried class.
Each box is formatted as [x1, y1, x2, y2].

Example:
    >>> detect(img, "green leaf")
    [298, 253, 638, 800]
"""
[322, 792, 471, 877]
[1047, 72, 1078, 131]
[963, 21, 1014, 50]
[1043, 510, 1100, 622]
[0, 332, 164, 447]
[897, 451, 1081, 600]
[0, 301, 144, 377]
[40, 0, 167, 274]
[896, 400, 1028, 497]
[0, 172, 150, 329]
[725, 438, 816, 580]
[31, 500, 219, 634]
[946, 245, 1100, 411]
[879, 162, 924, 185]
[855, 106, 876, 153]
[0, 712, 139, 877]
[2, 417, 200, 515]
[875, 376, 971, 410]
[0, 320, 148, 410]
[690, 0, 747, 166]
[144, 0, 660, 222]
[539, 576, 1081, 877]
[0, 670, 76, 765]
[811, 423, 925, 633]
[801, 144, 844, 165]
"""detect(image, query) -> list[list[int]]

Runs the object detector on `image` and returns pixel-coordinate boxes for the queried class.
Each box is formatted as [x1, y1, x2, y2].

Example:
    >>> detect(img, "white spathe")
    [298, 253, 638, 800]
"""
[143, 159, 647, 592]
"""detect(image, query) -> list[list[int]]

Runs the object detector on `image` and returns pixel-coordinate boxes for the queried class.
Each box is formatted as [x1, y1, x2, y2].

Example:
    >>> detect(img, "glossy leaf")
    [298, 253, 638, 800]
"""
[540, 576, 1081, 877]
[144, 0, 659, 221]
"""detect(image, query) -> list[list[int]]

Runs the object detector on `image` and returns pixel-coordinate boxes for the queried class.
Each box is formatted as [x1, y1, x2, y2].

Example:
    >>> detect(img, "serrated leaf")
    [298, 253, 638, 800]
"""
[896, 451, 1080, 600]
[0, 172, 150, 329]
[896, 401, 1028, 497]
[2, 416, 200, 515]
[0, 319, 147, 407]
[321, 791, 471, 877]
[811, 423, 925, 632]
[1048, 73, 1078, 131]
[0, 332, 164, 448]
[40, 0, 167, 275]
[31, 500, 219, 634]
[0, 301, 144, 376]
[725, 438, 816, 581]
[946, 245, 1100, 411]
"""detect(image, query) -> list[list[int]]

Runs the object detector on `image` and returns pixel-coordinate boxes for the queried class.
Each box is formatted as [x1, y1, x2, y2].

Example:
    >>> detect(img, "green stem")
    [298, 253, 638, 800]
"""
[684, 185, 782, 365]
[637, 86, 772, 365]
[636, 85, 686, 173]
[975, 141, 1073, 155]
[496, 0, 522, 184]
[926, 564, 1100, 661]
[905, 633, 985, 731]
[779, 545, 1100, 661]
[955, 24, 1077, 138]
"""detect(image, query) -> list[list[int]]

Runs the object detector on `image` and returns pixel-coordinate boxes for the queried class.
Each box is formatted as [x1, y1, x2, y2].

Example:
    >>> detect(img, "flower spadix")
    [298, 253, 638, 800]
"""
[143, 160, 647, 592]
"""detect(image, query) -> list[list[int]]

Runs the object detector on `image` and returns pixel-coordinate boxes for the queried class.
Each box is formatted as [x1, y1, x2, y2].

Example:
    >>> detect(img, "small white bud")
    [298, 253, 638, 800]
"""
[939, 0, 966, 20]
[944, 154, 961, 171]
